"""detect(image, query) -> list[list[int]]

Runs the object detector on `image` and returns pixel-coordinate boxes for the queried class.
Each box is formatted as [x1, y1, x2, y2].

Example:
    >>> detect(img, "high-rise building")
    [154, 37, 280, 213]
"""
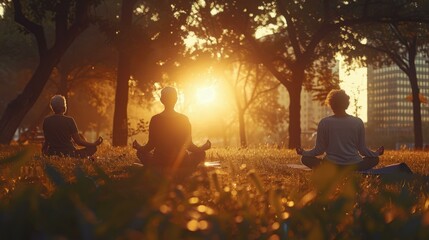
[300, 90, 331, 142]
[277, 87, 332, 147]
[367, 54, 429, 148]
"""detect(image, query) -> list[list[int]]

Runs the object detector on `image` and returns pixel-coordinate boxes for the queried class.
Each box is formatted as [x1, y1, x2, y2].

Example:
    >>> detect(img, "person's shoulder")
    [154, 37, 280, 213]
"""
[154, 111, 189, 122]
[151, 113, 162, 119]
[43, 115, 54, 125]
[44, 114, 73, 121]
[173, 112, 190, 124]
[163, 111, 188, 120]
[181, 112, 192, 122]
[348, 115, 364, 123]
[176, 112, 189, 120]
[343, 115, 364, 128]
[44, 114, 55, 121]
[320, 115, 334, 124]
[322, 115, 334, 120]
[63, 115, 75, 120]
[58, 115, 76, 124]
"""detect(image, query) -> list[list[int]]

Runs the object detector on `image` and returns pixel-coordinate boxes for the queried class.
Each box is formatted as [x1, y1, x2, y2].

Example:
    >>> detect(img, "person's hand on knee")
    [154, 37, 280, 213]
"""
[95, 136, 103, 146]
[132, 140, 142, 150]
[201, 140, 211, 151]
[296, 147, 303, 155]
[376, 146, 384, 156]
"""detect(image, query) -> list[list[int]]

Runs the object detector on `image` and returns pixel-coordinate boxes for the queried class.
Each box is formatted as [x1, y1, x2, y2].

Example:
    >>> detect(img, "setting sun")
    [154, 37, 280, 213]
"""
[195, 86, 216, 104]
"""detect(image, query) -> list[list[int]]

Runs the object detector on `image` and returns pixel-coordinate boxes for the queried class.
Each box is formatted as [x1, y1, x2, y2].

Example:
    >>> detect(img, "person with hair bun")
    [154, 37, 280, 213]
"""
[296, 89, 383, 170]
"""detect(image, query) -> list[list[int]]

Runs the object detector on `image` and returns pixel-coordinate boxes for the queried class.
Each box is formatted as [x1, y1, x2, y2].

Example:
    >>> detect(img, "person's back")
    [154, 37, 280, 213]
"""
[43, 114, 78, 155]
[133, 87, 211, 174]
[296, 89, 383, 170]
[42, 95, 103, 158]
[150, 111, 191, 161]
[315, 115, 374, 165]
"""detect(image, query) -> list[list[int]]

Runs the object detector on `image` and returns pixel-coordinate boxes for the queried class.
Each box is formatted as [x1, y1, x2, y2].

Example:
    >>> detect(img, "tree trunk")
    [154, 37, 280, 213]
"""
[407, 41, 423, 150]
[409, 69, 423, 150]
[112, 0, 136, 146]
[287, 82, 302, 149]
[0, 55, 60, 144]
[238, 109, 247, 148]
[0, 0, 92, 145]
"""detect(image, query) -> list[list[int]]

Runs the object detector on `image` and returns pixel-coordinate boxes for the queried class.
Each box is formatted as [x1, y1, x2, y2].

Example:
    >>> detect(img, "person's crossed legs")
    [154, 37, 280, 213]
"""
[355, 156, 379, 171]
[45, 146, 97, 159]
[301, 156, 322, 169]
[73, 146, 97, 158]
[136, 150, 206, 174]
[301, 156, 379, 171]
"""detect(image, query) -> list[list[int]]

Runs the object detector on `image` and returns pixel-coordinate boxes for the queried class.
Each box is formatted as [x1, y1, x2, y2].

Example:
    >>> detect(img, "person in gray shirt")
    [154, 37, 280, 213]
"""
[296, 89, 383, 170]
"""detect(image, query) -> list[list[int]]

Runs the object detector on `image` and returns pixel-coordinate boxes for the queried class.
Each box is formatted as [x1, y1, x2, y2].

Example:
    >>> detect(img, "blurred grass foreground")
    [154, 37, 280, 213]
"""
[1, 145, 429, 239]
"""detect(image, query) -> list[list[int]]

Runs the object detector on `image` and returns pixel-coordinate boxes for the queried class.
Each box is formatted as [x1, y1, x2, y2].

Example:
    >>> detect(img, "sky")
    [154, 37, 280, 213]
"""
[339, 59, 368, 122]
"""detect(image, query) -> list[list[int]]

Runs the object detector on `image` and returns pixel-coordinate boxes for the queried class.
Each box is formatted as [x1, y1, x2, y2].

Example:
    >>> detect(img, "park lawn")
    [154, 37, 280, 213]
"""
[1, 144, 429, 239]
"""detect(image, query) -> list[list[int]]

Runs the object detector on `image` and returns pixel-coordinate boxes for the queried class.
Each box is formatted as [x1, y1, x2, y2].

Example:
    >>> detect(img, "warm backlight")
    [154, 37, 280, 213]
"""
[195, 86, 216, 104]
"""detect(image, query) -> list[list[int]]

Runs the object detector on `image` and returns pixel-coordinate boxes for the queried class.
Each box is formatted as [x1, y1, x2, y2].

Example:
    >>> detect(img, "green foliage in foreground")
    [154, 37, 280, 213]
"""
[1, 145, 429, 239]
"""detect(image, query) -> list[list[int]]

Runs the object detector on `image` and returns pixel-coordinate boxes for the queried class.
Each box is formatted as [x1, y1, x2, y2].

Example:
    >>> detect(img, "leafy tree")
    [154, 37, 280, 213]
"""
[112, 0, 138, 146]
[341, 22, 429, 149]
[1, 17, 117, 142]
[223, 61, 283, 147]
[177, 2, 286, 147]
[0, 0, 98, 144]
[109, 0, 194, 146]
[0, 11, 38, 117]
[194, 0, 429, 148]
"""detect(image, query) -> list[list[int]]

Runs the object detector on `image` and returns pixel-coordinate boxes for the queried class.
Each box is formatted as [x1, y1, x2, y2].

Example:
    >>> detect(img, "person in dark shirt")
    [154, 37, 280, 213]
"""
[42, 95, 103, 158]
[133, 87, 211, 174]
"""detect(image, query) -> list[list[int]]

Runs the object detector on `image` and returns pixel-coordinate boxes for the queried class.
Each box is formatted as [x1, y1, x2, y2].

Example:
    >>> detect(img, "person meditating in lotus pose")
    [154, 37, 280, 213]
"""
[42, 95, 103, 158]
[296, 89, 383, 171]
[133, 87, 211, 174]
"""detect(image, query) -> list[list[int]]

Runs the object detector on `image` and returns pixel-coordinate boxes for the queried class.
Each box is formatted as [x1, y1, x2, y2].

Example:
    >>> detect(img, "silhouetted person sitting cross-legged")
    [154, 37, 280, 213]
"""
[296, 89, 384, 171]
[42, 95, 103, 158]
[133, 87, 211, 175]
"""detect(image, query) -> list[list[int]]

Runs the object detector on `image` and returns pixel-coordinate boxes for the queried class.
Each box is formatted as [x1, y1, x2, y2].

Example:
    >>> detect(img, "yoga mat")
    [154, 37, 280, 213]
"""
[287, 162, 413, 174]
[359, 163, 413, 175]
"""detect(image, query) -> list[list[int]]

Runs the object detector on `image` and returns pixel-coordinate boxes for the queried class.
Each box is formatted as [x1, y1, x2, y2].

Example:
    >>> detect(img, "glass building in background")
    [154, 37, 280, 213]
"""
[367, 54, 429, 148]
[300, 90, 331, 145]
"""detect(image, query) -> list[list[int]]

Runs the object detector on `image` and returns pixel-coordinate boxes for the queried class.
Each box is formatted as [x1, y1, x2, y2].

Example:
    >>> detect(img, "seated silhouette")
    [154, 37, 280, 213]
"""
[42, 95, 103, 158]
[133, 87, 211, 175]
[296, 89, 383, 171]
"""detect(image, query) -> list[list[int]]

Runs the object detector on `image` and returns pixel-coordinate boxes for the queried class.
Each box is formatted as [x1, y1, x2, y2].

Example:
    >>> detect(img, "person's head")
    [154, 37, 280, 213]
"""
[160, 87, 178, 109]
[325, 89, 350, 113]
[50, 95, 67, 114]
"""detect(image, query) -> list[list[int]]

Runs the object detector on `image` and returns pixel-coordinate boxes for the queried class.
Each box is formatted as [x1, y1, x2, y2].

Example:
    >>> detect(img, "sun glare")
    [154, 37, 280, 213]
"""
[338, 56, 368, 122]
[196, 86, 216, 104]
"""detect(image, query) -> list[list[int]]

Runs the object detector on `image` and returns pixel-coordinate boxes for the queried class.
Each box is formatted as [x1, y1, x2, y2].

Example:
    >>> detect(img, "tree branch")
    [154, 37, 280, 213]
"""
[276, 1, 302, 57]
[244, 34, 292, 87]
[246, 82, 280, 110]
[242, 66, 252, 104]
[388, 23, 408, 47]
[55, 0, 71, 43]
[362, 42, 409, 73]
[62, 0, 92, 46]
[12, 0, 47, 57]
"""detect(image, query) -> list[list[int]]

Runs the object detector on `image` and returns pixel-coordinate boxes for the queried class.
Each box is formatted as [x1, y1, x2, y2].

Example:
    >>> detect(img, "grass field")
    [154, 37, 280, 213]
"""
[1, 145, 429, 239]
